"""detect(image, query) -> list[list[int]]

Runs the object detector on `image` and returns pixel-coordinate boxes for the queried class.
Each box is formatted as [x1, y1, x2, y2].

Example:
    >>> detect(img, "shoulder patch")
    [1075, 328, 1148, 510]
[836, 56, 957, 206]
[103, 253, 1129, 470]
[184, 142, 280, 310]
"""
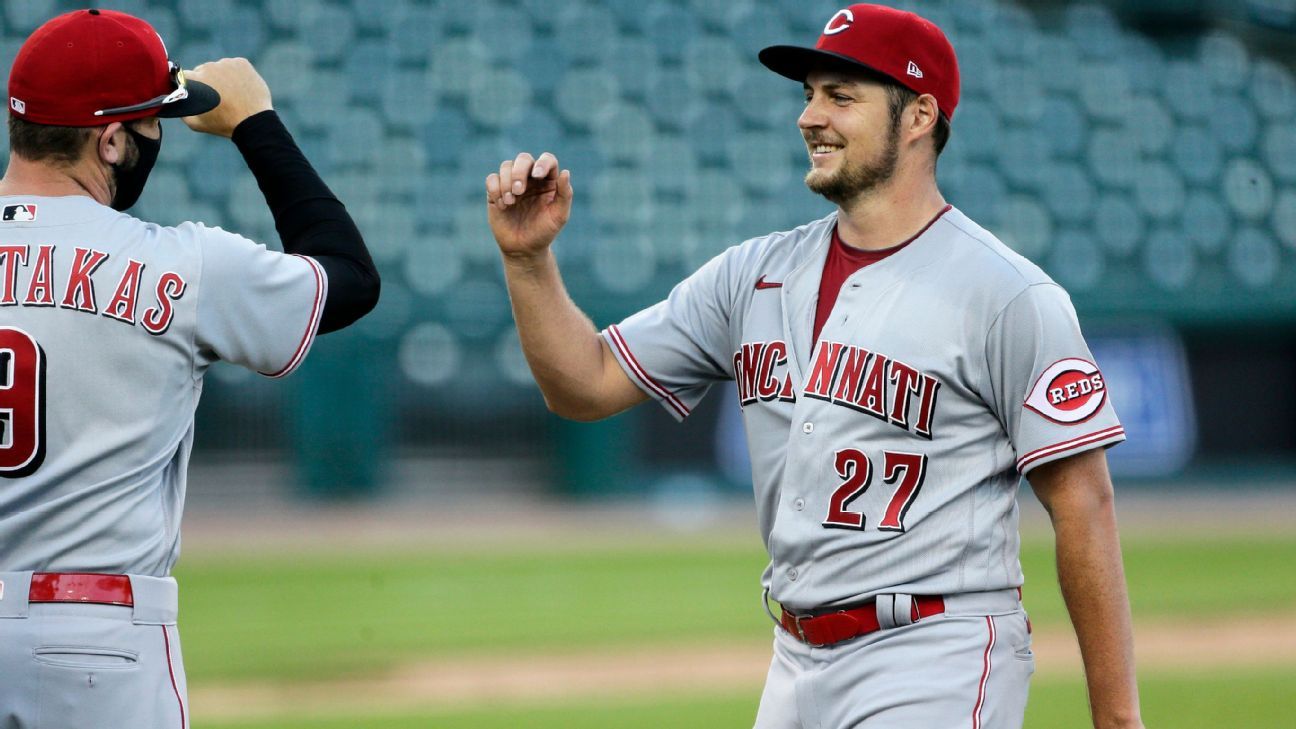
[1024, 358, 1107, 424]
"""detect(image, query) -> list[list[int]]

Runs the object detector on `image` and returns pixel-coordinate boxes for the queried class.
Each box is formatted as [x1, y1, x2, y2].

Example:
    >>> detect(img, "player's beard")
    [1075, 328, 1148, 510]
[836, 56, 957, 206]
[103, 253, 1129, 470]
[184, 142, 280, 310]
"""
[804, 119, 901, 206]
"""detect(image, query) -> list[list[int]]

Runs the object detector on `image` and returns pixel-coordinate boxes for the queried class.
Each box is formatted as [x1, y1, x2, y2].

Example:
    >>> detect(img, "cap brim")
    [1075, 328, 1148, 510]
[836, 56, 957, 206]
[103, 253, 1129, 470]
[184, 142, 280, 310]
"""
[156, 79, 220, 118]
[759, 45, 897, 86]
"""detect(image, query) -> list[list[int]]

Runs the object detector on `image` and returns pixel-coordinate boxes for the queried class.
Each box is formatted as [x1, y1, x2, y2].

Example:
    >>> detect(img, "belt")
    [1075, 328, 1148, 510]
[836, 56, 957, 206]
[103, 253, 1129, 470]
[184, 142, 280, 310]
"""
[781, 594, 945, 647]
[28, 573, 134, 607]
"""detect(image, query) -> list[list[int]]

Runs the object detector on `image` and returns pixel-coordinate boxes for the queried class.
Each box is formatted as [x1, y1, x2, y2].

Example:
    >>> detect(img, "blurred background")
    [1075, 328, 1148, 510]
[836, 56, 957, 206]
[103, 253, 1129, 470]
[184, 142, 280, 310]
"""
[4, 1, 1295, 727]
[0, 0, 1288, 500]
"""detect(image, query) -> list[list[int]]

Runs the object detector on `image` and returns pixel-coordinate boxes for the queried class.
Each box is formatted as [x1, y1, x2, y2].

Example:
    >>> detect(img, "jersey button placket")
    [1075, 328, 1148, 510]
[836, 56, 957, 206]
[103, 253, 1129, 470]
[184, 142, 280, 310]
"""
[802, 422, 814, 434]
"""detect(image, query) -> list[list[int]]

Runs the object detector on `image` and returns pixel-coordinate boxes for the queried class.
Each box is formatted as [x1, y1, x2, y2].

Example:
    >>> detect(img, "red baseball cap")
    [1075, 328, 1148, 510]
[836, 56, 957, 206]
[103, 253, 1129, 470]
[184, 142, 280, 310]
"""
[760, 4, 960, 120]
[8, 8, 219, 127]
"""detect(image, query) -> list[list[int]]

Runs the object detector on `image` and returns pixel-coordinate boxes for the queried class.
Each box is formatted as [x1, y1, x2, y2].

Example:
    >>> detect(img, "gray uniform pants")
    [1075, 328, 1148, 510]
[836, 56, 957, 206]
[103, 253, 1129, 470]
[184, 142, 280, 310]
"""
[755, 590, 1033, 729]
[0, 572, 188, 729]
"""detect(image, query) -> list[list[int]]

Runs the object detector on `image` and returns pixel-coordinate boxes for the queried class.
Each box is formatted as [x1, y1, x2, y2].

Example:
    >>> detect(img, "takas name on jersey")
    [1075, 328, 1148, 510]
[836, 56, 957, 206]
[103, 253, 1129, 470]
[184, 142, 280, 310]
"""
[734, 339, 941, 440]
[0, 244, 186, 334]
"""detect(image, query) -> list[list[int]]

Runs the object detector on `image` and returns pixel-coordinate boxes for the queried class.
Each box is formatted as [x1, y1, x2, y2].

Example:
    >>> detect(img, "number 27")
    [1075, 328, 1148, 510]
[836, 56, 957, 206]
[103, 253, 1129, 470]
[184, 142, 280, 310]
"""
[823, 449, 927, 532]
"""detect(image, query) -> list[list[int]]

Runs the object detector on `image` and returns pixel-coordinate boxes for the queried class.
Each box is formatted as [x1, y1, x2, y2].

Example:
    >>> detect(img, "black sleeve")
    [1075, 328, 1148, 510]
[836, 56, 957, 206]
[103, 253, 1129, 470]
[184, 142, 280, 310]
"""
[231, 110, 380, 334]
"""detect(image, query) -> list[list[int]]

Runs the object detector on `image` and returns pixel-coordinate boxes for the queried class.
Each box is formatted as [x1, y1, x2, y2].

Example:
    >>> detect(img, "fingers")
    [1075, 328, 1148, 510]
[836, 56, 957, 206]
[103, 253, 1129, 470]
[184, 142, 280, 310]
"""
[184, 60, 216, 83]
[509, 152, 535, 199]
[556, 169, 573, 202]
[486, 153, 564, 209]
[177, 57, 271, 138]
[498, 158, 515, 205]
[532, 152, 559, 180]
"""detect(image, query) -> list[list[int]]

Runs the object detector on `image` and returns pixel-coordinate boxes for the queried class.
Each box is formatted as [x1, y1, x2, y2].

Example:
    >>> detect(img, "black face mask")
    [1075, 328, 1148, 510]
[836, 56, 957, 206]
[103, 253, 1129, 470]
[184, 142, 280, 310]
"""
[110, 123, 161, 212]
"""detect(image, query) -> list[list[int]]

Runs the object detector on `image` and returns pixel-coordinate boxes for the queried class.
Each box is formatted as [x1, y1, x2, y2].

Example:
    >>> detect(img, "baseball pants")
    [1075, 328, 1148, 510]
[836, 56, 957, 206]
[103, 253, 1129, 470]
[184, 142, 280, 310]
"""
[754, 590, 1033, 729]
[0, 572, 188, 729]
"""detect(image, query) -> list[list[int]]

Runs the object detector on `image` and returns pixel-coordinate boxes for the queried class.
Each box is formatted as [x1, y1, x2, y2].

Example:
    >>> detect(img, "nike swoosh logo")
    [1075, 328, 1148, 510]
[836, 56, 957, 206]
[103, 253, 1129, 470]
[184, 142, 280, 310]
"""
[755, 275, 783, 290]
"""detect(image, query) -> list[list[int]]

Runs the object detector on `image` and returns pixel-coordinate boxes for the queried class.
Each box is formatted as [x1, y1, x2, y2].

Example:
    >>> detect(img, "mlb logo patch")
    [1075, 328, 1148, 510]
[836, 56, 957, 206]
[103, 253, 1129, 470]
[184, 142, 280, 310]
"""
[2, 204, 37, 222]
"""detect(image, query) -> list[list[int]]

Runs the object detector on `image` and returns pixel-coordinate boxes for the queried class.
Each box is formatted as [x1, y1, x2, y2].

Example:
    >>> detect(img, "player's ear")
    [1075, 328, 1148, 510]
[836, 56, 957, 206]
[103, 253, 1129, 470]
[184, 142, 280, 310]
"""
[96, 122, 126, 166]
[907, 94, 939, 143]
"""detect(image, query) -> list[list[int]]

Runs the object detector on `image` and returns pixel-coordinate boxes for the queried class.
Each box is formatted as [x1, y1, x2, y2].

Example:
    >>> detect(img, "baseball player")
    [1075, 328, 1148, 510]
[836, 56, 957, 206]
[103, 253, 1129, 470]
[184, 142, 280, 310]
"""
[0, 9, 378, 728]
[487, 4, 1143, 728]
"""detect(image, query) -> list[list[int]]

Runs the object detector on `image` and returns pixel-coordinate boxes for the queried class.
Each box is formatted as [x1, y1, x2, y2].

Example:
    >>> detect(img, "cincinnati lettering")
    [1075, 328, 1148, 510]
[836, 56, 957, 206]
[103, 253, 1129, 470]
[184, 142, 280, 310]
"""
[0, 244, 186, 334]
[732, 339, 941, 439]
[803, 340, 940, 439]
[733, 340, 797, 406]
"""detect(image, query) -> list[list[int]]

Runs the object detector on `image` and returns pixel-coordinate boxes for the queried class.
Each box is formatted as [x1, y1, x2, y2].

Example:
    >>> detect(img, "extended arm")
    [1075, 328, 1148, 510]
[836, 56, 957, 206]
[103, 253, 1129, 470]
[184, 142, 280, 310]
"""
[486, 152, 646, 421]
[184, 59, 379, 334]
[231, 111, 378, 333]
[1028, 448, 1143, 729]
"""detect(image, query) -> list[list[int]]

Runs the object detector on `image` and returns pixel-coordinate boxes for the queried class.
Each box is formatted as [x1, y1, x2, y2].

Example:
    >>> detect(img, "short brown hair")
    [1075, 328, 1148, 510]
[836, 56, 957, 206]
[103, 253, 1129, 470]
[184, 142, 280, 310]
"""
[7, 115, 96, 165]
[885, 84, 950, 157]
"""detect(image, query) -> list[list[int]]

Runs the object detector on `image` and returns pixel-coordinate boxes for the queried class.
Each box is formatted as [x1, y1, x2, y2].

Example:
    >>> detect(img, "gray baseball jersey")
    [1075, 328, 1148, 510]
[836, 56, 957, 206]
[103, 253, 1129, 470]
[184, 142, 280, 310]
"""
[603, 206, 1123, 612]
[0, 195, 326, 575]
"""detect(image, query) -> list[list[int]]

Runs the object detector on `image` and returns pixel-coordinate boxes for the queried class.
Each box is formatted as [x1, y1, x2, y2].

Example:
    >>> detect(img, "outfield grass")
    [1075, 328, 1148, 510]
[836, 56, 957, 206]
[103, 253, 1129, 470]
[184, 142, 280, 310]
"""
[203, 669, 1296, 729]
[1021, 534, 1296, 622]
[176, 543, 771, 682]
[206, 693, 760, 729]
[1029, 669, 1296, 729]
[178, 530, 1296, 727]
[175, 533, 1296, 683]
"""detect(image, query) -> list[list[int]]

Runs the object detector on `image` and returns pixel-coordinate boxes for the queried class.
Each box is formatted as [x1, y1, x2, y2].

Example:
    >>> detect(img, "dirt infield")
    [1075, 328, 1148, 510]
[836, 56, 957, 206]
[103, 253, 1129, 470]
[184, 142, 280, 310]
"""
[192, 613, 1296, 721]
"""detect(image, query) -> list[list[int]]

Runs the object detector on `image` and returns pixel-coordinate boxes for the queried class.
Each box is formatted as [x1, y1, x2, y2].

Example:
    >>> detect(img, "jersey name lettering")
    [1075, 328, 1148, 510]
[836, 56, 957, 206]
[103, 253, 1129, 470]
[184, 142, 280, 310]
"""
[734, 341, 797, 406]
[60, 247, 109, 313]
[732, 338, 941, 439]
[0, 244, 185, 334]
[803, 339, 941, 439]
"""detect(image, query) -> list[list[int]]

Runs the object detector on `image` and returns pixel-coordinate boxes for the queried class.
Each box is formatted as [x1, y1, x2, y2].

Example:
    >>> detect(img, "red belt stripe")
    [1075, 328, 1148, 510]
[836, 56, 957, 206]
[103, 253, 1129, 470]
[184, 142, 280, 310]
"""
[28, 572, 133, 606]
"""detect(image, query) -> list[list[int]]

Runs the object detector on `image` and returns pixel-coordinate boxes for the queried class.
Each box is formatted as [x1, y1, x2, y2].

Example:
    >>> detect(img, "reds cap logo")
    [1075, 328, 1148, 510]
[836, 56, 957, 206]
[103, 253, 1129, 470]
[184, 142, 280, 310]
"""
[1024, 358, 1108, 424]
[824, 8, 854, 35]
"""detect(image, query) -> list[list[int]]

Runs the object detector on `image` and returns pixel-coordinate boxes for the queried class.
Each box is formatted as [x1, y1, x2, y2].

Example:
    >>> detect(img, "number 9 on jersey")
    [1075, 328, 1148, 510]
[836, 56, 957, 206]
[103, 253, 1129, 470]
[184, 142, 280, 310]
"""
[0, 327, 46, 477]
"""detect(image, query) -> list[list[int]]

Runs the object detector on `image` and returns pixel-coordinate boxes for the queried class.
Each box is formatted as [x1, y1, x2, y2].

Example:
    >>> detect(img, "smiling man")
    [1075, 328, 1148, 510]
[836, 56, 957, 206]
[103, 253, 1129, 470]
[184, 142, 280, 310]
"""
[484, 4, 1142, 728]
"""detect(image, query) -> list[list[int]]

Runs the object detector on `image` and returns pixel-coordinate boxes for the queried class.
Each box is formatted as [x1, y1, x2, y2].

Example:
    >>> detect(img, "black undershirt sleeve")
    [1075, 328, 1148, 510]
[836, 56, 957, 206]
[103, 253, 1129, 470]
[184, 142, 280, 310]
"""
[231, 110, 380, 334]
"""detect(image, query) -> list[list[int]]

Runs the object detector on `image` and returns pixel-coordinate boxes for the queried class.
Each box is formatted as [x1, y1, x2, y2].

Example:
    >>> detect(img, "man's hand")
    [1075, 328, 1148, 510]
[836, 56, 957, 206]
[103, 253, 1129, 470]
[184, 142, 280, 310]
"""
[485, 152, 573, 259]
[181, 58, 273, 138]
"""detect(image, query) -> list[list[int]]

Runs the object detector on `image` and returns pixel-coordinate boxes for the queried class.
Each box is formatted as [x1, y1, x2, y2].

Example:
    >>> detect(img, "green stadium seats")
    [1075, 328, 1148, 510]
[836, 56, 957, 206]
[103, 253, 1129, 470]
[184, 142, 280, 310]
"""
[0, 0, 1284, 420]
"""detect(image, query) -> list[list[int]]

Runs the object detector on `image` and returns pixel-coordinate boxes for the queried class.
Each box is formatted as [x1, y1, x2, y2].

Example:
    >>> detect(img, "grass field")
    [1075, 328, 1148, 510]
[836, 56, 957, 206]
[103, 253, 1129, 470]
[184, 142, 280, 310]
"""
[175, 518, 1296, 728]
[205, 671, 1296, 729]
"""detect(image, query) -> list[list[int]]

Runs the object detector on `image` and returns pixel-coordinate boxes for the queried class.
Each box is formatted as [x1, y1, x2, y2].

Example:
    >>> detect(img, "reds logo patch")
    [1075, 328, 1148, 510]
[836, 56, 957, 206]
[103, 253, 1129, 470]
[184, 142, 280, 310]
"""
[1024, 358, 1107, 424]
